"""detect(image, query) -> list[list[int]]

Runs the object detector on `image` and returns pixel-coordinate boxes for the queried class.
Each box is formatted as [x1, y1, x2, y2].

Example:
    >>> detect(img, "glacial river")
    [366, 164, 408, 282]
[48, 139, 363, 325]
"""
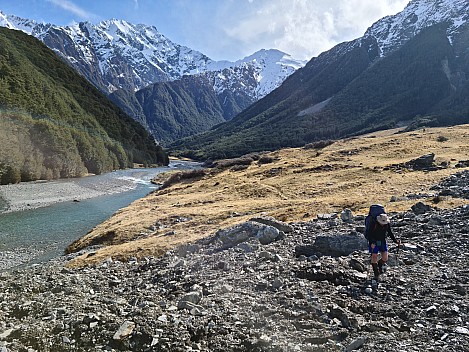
[0, 161, 199, 270]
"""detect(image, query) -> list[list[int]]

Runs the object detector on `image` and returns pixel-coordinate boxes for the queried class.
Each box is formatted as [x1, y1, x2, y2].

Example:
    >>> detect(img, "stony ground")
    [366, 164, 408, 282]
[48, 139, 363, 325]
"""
[0, 172, 468, 351]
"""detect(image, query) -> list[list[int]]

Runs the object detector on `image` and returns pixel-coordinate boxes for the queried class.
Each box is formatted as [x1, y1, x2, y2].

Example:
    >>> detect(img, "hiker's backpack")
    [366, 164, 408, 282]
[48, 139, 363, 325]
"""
[364, 204, 386, 240]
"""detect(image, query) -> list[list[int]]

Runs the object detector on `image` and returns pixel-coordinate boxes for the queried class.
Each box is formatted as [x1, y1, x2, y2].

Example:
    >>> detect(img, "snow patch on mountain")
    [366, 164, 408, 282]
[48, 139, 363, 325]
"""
[0, 12, 305, 100]
[236, 49, 304, 98]
[364, 0, 469, 56]
[208, 49, 305, 99]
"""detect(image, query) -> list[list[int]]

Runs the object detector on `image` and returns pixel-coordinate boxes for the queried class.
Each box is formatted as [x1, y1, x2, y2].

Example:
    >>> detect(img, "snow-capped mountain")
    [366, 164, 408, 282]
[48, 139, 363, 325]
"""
[170, 0, 469, 159]
[363, 0, 468, 56]
[0, 13, 305, 100]
[210, 49, 304, 100]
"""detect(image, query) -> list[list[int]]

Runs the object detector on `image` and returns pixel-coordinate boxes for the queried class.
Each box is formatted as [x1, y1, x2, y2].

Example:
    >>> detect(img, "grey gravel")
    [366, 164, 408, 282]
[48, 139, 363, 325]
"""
[0, 172, 467, 351]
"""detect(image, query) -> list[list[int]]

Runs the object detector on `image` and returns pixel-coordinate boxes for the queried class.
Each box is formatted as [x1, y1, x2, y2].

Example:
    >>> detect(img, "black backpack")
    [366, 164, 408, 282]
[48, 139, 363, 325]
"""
[364, 204, 385, 240]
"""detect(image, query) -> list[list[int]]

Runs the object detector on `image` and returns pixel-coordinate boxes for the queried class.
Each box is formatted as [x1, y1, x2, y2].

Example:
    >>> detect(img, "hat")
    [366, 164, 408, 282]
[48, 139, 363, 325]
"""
[376, 213, 390, 225]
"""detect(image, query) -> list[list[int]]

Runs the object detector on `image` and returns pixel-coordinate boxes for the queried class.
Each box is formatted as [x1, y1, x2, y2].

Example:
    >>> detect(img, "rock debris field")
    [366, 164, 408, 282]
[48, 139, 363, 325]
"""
[0, 171, 468, 351]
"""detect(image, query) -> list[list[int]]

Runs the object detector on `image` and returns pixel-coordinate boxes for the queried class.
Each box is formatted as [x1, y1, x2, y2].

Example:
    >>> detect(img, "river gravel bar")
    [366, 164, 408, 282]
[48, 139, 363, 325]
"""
[0, 175, 141, 213]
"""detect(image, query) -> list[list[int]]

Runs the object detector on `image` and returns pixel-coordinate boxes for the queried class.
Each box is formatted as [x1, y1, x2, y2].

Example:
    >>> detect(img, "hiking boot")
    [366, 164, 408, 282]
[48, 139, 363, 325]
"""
[378, 260, 386, 274]
[378, 263, 387, 274]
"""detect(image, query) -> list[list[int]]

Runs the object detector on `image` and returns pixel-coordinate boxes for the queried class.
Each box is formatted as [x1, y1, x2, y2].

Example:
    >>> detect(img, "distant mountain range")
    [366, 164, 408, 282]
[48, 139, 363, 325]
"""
[2, 0, 469, 162]
[0, 13, 305, 144]
[170, 0, 469, 160]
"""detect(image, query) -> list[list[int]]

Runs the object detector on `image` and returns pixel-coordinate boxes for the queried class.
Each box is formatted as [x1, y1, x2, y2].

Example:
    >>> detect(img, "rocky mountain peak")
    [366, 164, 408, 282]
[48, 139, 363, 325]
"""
[0, 12, 305, 99]
[364, 0, 469, 56]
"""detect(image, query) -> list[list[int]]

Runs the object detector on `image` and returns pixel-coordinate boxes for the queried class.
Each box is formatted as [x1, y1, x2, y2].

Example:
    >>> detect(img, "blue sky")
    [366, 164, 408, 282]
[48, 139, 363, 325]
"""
[0, 0, 409, 61]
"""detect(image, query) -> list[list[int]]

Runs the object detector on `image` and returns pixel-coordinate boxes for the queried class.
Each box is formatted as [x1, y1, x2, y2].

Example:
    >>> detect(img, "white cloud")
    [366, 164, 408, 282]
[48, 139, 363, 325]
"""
[218, 0, 409, 60]
[46, 0, 95, 20]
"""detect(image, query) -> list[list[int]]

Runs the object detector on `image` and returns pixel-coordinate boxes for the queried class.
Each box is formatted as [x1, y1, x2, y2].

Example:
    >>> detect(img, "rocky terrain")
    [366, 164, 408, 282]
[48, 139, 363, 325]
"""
[0, 171, 467, 351]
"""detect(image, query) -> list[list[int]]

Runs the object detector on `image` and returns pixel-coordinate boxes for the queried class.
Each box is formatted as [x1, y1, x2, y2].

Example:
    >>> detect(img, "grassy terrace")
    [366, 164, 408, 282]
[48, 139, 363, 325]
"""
[67, 125, 469, 266]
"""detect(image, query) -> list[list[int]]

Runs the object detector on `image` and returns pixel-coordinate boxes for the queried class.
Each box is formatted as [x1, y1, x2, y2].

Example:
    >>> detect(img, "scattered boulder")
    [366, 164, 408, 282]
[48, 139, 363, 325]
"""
[178, 291, 203, 310]
[0, 172, 468, 351]
[312, 233, 367, 257]
[249, 216, 294, 233]
[408, 153, 435, 169]
[411, 201, 432, 215]
[214, 221, 282, 249]
[113, 321, 135, 340]
[455, 160, 469, 168]
[340, 208, 354, 222]
[346, 336, 367, 352]
[389, 153, 445, 172]
[349, 258, 366, 272]
[294, 245, 316, 258]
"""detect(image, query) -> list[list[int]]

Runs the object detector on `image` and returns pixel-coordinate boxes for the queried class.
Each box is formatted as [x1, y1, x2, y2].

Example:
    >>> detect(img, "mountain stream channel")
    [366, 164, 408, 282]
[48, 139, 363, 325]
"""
[0, 161, 200, 271]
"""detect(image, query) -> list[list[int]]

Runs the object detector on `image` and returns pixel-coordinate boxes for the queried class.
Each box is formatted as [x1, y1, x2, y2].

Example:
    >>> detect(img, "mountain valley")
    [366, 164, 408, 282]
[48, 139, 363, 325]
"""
[171, 0, 469, 159]
[0, 13, 305, 144]
[0, 1, 469, 351]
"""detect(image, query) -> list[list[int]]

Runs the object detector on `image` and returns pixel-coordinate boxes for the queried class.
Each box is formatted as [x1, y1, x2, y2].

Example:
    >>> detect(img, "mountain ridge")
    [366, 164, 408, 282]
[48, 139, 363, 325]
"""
[0, 13, 305, 99]
[0, 12, 305, 143]
[170, 0, 469, 160]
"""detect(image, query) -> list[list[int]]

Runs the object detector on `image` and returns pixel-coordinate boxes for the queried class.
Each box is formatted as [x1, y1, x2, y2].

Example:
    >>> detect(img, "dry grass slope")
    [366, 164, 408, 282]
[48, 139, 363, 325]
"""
[67, 125, 469, 266]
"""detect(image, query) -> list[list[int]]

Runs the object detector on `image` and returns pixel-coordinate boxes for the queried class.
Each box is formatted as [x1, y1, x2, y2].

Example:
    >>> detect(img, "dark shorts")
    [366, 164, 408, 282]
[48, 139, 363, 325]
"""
[369, 241, 388, 254]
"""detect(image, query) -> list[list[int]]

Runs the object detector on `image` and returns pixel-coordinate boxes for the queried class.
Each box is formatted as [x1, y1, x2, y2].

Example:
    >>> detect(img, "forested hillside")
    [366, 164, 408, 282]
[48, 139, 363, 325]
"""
[171, 23, 469, 160]
[110, 76, 226, 145]
[0, 27, 168, 184]
[109, 74, 255, 145]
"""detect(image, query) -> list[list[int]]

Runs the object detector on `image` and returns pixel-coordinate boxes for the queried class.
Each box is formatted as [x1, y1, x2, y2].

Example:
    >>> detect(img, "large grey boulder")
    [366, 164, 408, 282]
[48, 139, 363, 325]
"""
[408, 153, 435, 169]
[312, 233, 367, 257]
[215, 221, 282, 249]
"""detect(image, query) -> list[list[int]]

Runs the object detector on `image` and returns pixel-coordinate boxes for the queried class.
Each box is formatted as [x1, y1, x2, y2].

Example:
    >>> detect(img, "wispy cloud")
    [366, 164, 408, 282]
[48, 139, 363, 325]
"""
[133, 0, 139, 10]
[218, 0, 409, 60]
[46, 0, 96, 20]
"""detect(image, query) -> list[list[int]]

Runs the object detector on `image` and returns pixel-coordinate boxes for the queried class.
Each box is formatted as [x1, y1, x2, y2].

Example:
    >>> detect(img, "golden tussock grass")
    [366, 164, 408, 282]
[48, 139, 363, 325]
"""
[67, 125, 469, 267]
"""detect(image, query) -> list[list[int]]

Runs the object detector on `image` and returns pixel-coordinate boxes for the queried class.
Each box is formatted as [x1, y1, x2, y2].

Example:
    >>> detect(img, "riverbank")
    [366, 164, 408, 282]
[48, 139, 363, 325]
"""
[0, 163, 204, 271]
[0, 180, 105, 213]
[0, 161, 203, 214]
[0, 167, 174, 214]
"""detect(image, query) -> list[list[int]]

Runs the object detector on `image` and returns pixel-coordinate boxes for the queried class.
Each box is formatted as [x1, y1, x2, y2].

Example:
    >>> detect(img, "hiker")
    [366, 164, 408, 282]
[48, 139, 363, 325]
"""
[368, 213, 400, 279]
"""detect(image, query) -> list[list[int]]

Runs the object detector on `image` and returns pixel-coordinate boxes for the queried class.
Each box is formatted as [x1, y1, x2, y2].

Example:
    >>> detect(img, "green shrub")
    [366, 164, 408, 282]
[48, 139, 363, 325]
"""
[0, 163, 21, 184]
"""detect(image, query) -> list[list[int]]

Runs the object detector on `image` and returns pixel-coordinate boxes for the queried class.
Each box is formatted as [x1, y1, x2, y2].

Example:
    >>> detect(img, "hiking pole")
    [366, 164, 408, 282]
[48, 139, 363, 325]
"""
[395, 242, 400, 267]
[364, 253, 374, 294]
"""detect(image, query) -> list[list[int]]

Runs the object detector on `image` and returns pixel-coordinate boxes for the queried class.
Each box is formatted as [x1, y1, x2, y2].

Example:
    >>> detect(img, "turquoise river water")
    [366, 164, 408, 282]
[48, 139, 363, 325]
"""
[0, 162, 199, 270]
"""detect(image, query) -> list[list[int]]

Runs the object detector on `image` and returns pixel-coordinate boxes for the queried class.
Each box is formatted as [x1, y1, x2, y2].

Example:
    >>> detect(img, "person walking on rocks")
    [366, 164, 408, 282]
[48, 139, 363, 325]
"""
[366, 211, 400, 279]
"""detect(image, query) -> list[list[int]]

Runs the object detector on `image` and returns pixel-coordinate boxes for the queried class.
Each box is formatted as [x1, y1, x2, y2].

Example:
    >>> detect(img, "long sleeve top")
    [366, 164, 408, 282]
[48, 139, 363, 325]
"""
[368, 223, 397, 244]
